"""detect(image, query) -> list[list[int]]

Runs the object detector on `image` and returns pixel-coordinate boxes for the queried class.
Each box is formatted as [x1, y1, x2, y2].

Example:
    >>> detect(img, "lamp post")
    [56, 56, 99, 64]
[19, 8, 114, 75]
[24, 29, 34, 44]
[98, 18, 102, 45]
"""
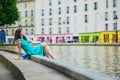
[114, 15, 118, 43]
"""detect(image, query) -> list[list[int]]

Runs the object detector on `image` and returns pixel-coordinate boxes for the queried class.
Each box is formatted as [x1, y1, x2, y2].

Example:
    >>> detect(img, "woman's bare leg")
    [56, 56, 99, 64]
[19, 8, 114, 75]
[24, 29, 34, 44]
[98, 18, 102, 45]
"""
[42, 43, 54, 59]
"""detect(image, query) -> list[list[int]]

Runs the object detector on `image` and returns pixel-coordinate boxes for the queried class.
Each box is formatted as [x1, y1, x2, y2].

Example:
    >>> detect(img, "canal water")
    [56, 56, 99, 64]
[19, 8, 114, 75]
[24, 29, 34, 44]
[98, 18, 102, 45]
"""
[50, 45, 120, 78]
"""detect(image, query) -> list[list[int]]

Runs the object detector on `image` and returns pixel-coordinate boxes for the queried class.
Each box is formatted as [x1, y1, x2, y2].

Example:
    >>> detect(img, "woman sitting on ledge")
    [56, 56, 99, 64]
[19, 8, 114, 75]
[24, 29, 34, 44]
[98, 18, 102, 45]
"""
[14, 28, 54, 60]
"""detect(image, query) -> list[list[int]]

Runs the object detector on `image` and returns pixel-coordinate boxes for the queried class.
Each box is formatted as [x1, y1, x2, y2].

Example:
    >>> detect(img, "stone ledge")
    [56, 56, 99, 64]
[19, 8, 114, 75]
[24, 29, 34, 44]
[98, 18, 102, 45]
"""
[31, 56, 119, 80]
[0, 49, 119, 80]
[48, 43, 120, 46]
[1, 43, 120, 47]
[0, 49, 72, 80]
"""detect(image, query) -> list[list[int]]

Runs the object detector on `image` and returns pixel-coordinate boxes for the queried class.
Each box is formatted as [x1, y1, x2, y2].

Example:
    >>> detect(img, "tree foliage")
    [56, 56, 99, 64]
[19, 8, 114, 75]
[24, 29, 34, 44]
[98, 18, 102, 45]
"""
[0, 0, 19, 26]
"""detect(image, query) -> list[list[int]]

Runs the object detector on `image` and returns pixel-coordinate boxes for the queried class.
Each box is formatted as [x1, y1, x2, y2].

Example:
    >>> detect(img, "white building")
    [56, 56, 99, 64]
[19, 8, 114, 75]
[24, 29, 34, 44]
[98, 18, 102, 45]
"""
[0, 0, 120, 43]
[34, 0, 120, 43]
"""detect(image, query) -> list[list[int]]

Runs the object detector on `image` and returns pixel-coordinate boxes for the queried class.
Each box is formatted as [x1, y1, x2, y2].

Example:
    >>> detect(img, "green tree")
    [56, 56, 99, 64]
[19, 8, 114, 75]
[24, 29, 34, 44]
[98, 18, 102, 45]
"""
[0, 0, 19, 26]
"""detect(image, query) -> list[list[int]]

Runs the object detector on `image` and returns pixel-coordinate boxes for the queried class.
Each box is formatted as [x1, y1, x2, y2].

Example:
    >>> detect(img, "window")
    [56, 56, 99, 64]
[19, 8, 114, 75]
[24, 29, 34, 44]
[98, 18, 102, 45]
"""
[31, 10, 34, 16]
[41, 28, 44, 34]
[41, 18, 44, 26]
[58, 27, 61, 33]
[31, 19, 34, 26]
[49, 18, 52, 25]
[85, 15, 88, 23]
[49, 27, 52, 34]
[85, 4, 88, 11]
[104, 34, 109, 42]
[67, 6, 70, 14]
[41, 9, 44, 16]
[74, 5, 77, 13]
[74, 0, 77, 2]
[58, 7, 61, 14]
[25, 19, 28, 26]
[105, 23, 108, 30]
[94, 2, 98, 10]
[67, 17, 70, 24]
[58, 17, 61, 25]
[18, 21, 22, 27]
[25, 29, 28, 35]
[106, 0, 108, 8]
[113, 0, 117, 7]
[31, 29, 34, 35]
[18, 12, 21, 17]
[67, 27, 70, 33]
[49, 0, 52, 6]
[58, 0, 61, 4]
[12, 30, 14, 35]
[113, 23, 117, 30]
[25, 11, 27, 17]
[25, 2, 27, 8]
[113, 11, 117, 19]
[105, 12, 108, 21]
[49, 8, 52, 15]
[6, 30, 8, 36]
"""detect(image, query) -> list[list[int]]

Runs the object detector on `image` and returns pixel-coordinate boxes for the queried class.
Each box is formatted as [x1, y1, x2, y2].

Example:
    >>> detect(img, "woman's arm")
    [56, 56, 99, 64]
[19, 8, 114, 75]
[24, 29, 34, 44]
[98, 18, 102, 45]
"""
[16, 40, 21, 60]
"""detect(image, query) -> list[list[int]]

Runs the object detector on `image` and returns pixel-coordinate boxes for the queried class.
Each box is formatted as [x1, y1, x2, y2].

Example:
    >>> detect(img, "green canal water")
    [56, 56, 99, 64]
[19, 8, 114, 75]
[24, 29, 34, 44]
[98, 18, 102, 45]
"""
[50, 45, 120, 78]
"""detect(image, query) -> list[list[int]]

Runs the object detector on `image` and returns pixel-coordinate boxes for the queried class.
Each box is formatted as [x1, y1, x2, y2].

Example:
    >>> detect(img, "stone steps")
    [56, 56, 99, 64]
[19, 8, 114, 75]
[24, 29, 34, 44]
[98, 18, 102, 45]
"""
[0, 51, 72, 80]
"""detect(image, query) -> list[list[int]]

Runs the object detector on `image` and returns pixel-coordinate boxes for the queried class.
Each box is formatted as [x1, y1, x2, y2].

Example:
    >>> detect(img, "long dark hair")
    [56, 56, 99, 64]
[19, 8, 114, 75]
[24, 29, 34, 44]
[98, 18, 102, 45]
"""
[13, 28, 27, 43]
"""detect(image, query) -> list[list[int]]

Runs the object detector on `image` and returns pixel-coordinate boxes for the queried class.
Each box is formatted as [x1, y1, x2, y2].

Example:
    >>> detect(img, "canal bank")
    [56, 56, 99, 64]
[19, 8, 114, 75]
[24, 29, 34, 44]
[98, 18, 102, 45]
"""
[48, 43, 120, 46]
[0, 49, 119, 80]
[0, 44, 120, 78]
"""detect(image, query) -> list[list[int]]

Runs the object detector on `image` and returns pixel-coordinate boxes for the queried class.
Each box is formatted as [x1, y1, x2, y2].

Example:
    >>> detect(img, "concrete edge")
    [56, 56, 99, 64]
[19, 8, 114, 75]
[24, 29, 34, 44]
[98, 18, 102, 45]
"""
[31, 55, 119, 80]
[48, 43, 120, 46]
[0, 43, 120, 47]
[0, 49, 119, 80]
[0, 54, 26, 80]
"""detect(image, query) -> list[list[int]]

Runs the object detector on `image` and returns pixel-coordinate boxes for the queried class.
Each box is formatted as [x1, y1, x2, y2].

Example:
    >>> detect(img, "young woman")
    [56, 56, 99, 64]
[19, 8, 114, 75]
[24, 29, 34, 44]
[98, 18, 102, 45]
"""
[14, 28, 54, 60]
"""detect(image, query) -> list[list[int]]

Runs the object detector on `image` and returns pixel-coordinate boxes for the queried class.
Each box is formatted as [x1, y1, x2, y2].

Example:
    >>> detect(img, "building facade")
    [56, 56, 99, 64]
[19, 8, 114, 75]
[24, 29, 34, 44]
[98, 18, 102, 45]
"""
[0, 0, 120, 43]
[35, 0, 120, 43]
[0, 0, 35, 44]
[79, 30, 120, 43]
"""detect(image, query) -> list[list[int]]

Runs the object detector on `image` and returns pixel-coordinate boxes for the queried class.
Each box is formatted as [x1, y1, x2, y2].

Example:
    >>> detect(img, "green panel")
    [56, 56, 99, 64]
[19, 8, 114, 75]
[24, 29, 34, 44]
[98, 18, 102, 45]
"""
[79, 32, 100, 43]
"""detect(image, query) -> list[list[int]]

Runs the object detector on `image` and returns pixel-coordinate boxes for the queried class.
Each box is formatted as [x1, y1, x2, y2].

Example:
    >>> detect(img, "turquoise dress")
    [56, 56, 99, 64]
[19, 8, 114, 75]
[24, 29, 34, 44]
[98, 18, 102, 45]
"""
[17, 38, 45, 56]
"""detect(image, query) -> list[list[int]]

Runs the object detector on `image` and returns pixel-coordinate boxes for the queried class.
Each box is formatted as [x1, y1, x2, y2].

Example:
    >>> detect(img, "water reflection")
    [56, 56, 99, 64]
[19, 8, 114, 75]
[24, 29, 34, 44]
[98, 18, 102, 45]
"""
[83, 46, 91, 68]
[111, 47, 120, 77]
[50, 46, 120, 77]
